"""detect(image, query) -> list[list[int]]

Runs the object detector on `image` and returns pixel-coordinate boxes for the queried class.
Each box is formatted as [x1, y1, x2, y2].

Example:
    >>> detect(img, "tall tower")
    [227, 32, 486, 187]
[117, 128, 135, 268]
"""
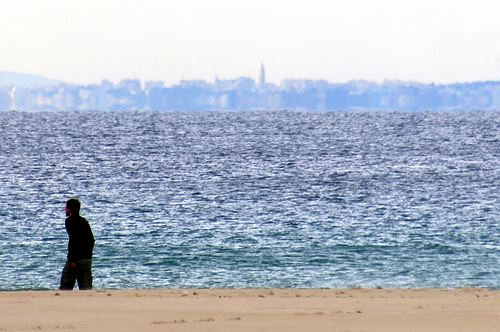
[259, 62, 266, 89]
[9, 86, 16, 111]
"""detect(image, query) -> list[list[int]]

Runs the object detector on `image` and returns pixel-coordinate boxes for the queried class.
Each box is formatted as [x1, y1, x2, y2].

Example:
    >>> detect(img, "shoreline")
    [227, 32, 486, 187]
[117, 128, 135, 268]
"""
[1, 288, 498, 331]
[2, 285, 498, 291]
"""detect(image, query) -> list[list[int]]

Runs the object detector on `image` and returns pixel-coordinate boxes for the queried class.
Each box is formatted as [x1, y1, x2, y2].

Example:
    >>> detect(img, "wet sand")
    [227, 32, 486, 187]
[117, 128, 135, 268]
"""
[0, 288, 498, 331]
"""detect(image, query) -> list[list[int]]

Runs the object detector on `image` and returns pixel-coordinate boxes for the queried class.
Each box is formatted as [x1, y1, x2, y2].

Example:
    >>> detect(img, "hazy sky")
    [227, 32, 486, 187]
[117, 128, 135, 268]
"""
[2, 0, 500, 85]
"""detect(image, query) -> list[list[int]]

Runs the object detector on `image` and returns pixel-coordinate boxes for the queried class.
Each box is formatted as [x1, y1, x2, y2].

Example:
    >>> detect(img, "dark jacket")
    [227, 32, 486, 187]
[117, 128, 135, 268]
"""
[65, 215, 95, 261]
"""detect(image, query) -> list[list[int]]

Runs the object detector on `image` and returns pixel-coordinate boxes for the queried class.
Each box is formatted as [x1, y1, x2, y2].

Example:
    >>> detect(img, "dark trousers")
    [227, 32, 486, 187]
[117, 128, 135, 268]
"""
[59, 259, 93, 290]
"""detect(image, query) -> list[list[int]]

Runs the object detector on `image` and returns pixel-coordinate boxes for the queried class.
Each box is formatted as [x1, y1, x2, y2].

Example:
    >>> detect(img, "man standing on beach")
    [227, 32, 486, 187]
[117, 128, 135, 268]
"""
[59, 198, 95, 290]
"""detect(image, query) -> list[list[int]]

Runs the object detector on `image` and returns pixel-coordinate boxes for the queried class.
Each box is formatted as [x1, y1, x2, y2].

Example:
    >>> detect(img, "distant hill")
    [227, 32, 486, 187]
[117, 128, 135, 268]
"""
[0, 70, 62, 88]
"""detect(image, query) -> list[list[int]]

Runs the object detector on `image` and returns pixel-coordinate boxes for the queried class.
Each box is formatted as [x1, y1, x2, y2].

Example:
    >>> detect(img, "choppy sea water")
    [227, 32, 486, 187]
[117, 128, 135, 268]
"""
[0, 110, 498, 290]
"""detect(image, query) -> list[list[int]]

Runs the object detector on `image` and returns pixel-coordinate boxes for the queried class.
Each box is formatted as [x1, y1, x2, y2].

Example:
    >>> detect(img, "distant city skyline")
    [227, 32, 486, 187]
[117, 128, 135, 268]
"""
[3, 69, 500, 112]
[2, 0, 500, 86]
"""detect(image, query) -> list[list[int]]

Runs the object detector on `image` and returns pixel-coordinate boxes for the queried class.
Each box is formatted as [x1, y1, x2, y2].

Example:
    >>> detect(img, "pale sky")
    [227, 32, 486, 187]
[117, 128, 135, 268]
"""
[2, 0, 500, 85]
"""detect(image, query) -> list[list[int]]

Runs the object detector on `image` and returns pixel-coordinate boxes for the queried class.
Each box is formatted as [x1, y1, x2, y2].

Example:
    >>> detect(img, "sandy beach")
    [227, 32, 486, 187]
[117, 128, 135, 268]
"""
[0, 288, 498, 331]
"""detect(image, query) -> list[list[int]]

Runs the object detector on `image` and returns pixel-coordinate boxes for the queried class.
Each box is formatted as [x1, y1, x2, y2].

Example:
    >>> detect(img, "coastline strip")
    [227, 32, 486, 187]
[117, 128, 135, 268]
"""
[0, 288, 498, 331]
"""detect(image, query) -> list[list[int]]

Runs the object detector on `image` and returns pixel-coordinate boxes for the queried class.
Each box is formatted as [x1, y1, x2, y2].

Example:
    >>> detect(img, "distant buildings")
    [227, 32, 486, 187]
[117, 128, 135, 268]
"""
[1, 66, 500, 111]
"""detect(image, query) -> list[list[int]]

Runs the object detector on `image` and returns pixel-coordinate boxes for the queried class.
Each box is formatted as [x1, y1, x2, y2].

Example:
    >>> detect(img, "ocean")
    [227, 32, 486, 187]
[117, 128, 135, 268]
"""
[0, 110, 498, 290]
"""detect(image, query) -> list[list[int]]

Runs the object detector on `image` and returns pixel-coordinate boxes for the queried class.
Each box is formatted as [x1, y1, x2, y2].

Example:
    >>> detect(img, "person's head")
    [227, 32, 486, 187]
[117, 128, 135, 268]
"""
[65, 198, 81, 217]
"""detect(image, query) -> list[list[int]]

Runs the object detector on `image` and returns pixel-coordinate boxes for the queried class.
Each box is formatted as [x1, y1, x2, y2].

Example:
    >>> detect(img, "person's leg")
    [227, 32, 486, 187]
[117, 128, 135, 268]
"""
[59, 261, 77, 290]
[76, 259, 93, 290]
